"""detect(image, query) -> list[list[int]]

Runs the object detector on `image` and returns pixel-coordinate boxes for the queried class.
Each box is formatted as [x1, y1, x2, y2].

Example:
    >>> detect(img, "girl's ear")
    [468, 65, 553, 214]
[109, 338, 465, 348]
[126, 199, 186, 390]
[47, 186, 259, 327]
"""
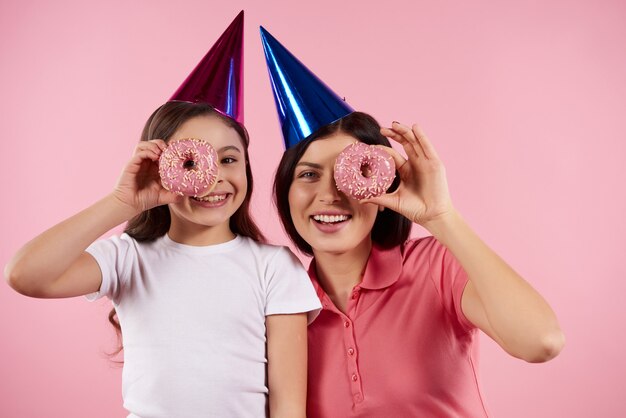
[378, 205, 385, 212]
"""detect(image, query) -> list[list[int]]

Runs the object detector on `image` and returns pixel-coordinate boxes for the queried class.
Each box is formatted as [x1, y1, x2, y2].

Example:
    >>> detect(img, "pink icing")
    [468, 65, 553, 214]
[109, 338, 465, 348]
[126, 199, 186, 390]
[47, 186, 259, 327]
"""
[158, 138, 218, 197]
[334, 142, 396, 200]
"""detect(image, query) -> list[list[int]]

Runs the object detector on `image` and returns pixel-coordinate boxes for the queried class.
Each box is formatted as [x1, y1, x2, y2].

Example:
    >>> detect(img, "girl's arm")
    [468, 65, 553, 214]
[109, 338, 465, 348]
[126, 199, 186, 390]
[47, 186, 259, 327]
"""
[366, 122, 565, 363]
[5, 195, 138, 298]
[4, 139, 179, 298]
[266, 313, 308, 418]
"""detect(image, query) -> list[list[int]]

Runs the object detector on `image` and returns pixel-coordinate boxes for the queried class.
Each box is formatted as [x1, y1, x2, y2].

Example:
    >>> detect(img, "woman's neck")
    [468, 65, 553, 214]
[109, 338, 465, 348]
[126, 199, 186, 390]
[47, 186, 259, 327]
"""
[313, 238, 372, 313]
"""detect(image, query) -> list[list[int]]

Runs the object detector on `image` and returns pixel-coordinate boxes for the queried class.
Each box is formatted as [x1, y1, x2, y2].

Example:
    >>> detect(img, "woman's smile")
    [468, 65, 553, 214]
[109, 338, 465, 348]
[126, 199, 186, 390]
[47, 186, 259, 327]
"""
[288, 133, 379, 254]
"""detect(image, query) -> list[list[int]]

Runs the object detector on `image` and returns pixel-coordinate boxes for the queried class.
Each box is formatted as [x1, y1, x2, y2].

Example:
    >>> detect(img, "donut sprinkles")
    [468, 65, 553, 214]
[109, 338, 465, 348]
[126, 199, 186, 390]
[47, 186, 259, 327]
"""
[158, 138, 218, 197]
[334, 142, 396, 200]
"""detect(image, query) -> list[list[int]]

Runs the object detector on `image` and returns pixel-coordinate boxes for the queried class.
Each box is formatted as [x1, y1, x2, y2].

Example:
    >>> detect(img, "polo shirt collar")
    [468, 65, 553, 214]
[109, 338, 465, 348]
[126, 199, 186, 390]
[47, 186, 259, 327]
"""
[308, 243, 403, 295]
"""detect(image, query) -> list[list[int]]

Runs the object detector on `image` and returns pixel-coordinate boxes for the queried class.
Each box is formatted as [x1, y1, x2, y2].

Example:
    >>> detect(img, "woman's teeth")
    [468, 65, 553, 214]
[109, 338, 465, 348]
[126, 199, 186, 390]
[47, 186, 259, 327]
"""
[312, 214, 349, 224]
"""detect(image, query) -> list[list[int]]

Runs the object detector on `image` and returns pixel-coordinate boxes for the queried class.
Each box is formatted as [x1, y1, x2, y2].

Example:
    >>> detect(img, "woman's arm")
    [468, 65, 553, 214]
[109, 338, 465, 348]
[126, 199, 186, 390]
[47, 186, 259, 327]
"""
[367, 122, 564, 363]
[266, 313, 308, 418]
[4, 139, 179, 298]
[426, 209, 564, 363]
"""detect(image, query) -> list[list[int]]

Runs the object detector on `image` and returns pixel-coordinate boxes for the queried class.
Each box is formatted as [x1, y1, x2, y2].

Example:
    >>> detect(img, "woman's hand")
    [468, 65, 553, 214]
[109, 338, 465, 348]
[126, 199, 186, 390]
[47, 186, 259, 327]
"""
[368, 123, 564, 362]
[362, 121, 455, 226]
[113, 139, 182, 214]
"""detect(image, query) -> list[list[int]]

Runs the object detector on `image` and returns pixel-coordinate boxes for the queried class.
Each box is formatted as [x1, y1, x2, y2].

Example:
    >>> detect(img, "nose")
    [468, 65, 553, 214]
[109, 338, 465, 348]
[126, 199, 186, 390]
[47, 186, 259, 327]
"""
[318, 174, 341, 204]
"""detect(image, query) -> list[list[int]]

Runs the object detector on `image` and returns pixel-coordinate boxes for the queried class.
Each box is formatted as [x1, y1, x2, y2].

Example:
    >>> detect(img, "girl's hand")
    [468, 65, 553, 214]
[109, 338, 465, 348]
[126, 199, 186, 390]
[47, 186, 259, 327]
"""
[361, 122, 455, 226]
[113, 139, 182, 214]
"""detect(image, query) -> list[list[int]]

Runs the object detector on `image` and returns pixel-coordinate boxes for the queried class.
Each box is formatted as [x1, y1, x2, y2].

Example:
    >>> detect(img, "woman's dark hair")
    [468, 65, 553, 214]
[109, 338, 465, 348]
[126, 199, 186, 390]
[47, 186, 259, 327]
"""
[109, 101, 265, 355]
[273, 111, 412, 256]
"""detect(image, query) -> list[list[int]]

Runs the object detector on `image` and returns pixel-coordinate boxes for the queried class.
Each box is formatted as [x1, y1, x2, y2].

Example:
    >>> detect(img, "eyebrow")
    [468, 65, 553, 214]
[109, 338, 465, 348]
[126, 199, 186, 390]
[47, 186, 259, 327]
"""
[295, 161, 323, 169]
[218, 145, 242, 153]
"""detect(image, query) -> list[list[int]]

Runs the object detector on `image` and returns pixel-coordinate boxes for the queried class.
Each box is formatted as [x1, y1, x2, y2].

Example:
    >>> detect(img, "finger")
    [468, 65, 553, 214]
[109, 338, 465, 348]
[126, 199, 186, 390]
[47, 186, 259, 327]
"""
[126, 150, 160, 174]
[359, 190, 400, 213]
[380, 128, 409, 147]
[391, 121, 428, 160]
[159, 190, 184, 206]
[380, 127, 407, 143]
[380, 127, 421, 163]
[411, 124, 439, 160]
[135, 140, 165, 157]
[135, 148, 161, 161]
[373, 145, 408, 173]
[150, 139, 168, 152]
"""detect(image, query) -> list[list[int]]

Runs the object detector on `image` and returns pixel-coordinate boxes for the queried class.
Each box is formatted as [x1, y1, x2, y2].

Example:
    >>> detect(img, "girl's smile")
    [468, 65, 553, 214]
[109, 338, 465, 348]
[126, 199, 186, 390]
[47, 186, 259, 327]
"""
[167, 114, 248, 245]
[192, 192, 231, 206]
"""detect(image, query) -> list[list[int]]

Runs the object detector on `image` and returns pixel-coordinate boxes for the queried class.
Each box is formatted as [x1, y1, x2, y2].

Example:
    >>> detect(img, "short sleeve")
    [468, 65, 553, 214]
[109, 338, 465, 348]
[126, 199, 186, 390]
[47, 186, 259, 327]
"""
[84, 234, 135, 304]
[264, 247, 322, 323]
[424, 237, 475, 332]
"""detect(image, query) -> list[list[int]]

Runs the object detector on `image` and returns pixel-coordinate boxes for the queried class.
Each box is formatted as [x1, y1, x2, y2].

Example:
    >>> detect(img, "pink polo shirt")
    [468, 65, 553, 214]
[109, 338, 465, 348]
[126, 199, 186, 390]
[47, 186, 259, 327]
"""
[306, 236, 490, 417]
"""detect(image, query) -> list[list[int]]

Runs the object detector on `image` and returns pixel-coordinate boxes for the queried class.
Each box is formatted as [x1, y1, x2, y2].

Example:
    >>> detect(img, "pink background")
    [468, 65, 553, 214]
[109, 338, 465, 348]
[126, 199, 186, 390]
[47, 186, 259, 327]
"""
[1, 0, 624, 416]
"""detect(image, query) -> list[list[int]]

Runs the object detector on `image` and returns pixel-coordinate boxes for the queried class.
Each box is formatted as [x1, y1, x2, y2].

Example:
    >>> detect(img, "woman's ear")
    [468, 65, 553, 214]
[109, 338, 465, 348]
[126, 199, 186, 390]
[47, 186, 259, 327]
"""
[378, 205, 385, 212]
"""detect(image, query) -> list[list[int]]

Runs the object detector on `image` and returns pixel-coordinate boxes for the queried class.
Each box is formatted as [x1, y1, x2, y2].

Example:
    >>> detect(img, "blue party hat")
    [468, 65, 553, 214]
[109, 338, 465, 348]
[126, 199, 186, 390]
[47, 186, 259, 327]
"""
[260, 27, 354, 149]
[170, 11, 244, 123]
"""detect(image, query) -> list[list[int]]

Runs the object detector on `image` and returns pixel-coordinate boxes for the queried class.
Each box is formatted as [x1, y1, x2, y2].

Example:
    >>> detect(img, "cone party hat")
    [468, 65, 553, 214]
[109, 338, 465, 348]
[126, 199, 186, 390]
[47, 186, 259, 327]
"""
[170, 11, 244, 123]
[260, 27, 354, 149]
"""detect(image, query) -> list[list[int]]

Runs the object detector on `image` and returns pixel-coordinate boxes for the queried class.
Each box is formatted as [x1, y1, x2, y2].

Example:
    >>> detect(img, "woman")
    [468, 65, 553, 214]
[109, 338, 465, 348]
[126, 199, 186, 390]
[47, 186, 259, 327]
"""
[263, 29, 564, 417]
[273, 112, 564, 417]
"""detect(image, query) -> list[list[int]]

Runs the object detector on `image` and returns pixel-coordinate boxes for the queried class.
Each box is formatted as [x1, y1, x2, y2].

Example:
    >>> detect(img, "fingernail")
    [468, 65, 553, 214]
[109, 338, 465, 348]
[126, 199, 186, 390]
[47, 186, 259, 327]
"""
[392, 121, 399, 125]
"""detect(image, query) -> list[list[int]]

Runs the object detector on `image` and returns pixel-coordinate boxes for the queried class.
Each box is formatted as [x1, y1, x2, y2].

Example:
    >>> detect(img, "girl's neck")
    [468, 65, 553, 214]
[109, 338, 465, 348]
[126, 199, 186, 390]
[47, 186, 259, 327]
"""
[313, 238, 372, 313]
[167, 221, 235, 246]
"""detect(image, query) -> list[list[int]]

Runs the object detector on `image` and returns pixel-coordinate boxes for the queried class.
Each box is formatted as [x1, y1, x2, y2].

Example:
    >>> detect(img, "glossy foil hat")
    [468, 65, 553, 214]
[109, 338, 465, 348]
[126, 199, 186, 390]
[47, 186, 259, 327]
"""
[260, 27, 354, 149]
[170, 11, 244, 123]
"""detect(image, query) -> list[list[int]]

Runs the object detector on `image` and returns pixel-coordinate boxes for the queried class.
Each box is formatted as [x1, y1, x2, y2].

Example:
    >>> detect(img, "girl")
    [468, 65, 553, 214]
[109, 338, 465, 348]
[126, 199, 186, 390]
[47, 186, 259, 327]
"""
[6, 101, 320, 418]
[273, 112, 565, 417]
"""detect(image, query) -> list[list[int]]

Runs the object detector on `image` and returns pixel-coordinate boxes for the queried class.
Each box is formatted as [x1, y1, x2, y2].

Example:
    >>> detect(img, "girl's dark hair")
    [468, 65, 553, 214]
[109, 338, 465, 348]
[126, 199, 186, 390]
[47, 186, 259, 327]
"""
[109, 101, 265, 355]
[125, 101, 264, 242]
[273, 111, 412, 256]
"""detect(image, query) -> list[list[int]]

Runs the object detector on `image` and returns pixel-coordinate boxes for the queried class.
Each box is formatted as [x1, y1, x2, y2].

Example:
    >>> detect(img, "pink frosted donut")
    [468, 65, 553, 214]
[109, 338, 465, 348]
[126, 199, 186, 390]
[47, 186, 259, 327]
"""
[334, 142, 396, 200]
[159, 138, 218, 197]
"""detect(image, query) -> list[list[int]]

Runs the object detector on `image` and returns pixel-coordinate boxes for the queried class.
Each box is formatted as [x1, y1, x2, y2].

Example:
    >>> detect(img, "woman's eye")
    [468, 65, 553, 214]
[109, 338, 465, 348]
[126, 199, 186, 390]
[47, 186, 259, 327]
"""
[221, 157, 237, 164]
[297, 171, 318, 179]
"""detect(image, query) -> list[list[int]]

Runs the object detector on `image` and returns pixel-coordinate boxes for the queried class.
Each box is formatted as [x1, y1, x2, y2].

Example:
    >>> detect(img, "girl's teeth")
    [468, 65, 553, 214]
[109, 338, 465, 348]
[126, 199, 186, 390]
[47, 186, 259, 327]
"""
[197, 194, 227, 202]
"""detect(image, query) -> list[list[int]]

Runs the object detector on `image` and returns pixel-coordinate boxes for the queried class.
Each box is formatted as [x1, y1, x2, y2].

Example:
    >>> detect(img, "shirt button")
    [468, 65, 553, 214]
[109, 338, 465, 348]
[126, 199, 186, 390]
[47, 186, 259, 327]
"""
[347, 348, 355, 356]
[351, 292, 358, 299]
[355, 393, 363, 402]
[344, 321, 350, 328]
[351, 374, 358, 382]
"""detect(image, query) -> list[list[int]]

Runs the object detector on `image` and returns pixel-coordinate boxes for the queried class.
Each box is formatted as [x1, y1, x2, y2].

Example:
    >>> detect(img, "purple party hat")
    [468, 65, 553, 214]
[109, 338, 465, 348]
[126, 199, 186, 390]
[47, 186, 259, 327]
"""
[260, 26, 354, 149]
[170, 11, 244, 123]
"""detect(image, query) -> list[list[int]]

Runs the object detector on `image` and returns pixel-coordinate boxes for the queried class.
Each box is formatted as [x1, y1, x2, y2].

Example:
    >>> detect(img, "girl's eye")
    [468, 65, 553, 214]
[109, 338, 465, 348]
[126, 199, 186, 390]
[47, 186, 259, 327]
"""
[221, 157, 237, 164]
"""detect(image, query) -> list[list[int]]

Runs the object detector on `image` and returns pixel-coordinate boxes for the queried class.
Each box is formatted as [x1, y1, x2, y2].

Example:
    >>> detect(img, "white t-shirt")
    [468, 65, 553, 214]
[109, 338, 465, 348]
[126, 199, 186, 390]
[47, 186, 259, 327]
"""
[86, 233, 321, 418]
